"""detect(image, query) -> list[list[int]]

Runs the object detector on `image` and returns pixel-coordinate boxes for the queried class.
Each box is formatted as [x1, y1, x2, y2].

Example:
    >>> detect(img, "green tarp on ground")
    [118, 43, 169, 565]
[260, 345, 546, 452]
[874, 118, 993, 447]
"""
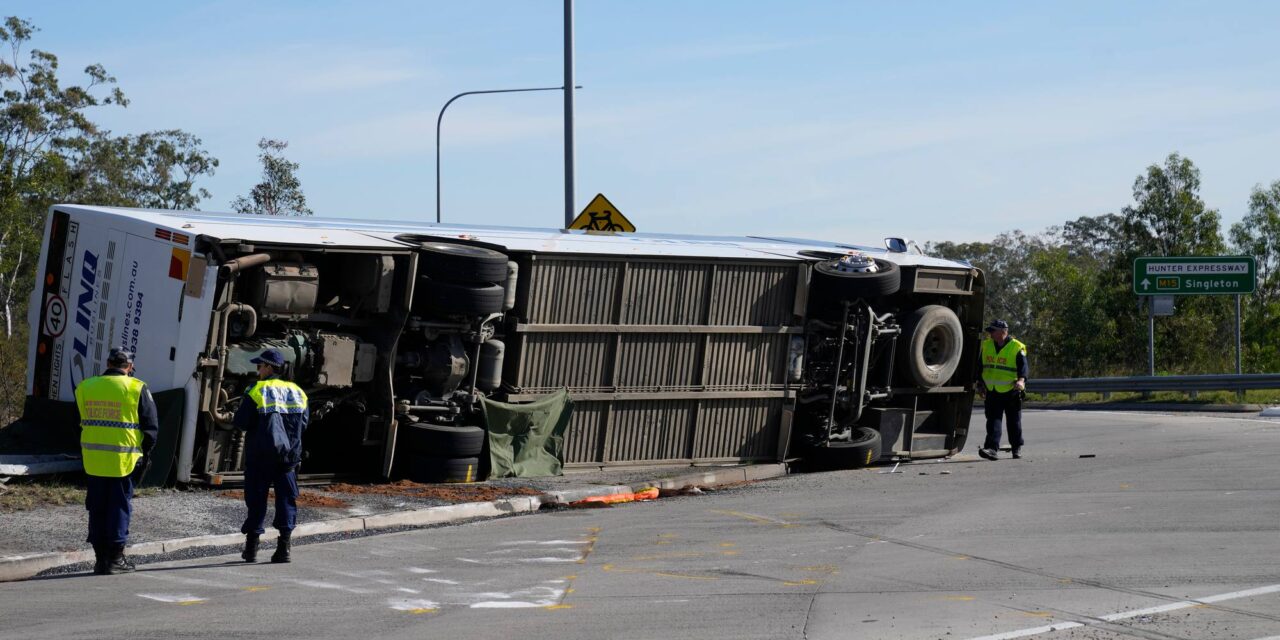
[481, 389, 573, 478]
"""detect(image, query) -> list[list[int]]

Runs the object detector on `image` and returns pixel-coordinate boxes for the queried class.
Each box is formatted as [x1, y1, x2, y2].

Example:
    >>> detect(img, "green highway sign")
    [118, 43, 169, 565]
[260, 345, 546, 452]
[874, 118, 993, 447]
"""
[1133, 256, 1256, 295]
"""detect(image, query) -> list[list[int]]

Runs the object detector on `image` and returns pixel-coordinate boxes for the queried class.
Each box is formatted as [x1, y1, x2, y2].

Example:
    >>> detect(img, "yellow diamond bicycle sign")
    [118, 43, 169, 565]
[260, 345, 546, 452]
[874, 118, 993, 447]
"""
[569, 193, 635, 232]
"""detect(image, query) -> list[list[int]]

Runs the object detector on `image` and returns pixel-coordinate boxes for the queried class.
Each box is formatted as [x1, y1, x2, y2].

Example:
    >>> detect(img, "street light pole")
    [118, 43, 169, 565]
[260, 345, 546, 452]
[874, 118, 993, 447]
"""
[564, 0, 576, 228]
[435, 86, 578, 223]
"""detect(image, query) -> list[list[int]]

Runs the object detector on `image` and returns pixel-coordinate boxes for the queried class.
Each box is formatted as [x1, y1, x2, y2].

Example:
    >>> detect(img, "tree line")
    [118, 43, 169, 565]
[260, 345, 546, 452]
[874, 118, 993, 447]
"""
[927, 153, 1280, 378]
[0, 16, 309, 422]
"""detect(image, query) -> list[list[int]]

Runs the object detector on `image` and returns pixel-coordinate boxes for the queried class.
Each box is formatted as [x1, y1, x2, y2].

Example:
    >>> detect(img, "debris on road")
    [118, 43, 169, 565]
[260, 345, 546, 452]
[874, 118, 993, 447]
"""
[1079, 454, 1097, 458]
[659, 485, 704, 497]
[219, 489, 351, 509]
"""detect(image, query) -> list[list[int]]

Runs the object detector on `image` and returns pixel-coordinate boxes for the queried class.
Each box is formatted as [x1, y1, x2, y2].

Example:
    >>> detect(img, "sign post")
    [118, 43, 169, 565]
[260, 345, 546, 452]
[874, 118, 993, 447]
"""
[1133, 256, 1256, 377]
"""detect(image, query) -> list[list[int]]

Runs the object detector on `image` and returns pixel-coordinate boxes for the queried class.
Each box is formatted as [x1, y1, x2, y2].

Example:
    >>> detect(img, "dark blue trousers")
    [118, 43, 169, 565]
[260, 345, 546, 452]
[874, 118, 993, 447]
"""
[241, 464, 299, 535]
[85, 475, 134, 545]
[983, 389, 1024, 451]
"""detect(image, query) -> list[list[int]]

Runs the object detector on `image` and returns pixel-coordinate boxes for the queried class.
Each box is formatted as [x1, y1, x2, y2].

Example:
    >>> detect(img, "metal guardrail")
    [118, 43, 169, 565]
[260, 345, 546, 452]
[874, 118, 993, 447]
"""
[1027, 374, 1280, 395]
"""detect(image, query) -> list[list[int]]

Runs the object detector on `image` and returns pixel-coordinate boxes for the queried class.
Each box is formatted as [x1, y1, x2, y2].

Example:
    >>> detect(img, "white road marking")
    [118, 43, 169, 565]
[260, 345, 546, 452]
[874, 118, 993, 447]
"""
[498, 540, 591, 546]
[967, 623, 1084, 640]
[966, 582, 1280, 640]
[423, 578, 460, 585]
[137, 593, 207, 604]
[404, 567, 436, 573]
[467, 585, 565, 608]
[387, 598, 439, 612]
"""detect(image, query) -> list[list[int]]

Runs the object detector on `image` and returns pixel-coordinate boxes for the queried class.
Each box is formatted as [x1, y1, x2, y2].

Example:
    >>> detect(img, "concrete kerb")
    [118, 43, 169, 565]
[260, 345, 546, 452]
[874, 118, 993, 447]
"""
[0, 463, 789, 583]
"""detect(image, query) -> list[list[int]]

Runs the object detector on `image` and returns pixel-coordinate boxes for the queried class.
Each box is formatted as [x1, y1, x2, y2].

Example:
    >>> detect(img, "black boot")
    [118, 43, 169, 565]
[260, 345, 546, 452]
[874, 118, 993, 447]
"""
[92, 543, 109, 575]
[242, 533, 260, 563]
[271, 533, 291, 563]
[105, 544, 136, 574]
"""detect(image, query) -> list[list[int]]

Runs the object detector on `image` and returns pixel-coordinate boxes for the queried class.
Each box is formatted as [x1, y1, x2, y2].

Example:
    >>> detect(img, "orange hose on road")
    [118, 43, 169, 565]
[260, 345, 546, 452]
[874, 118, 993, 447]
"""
[570, 486, 660, 507]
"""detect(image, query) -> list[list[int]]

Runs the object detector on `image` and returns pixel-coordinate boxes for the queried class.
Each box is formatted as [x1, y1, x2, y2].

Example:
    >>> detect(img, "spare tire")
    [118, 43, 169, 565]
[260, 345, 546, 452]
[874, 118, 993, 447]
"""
[822, 427, 882, 468]
[897, 305, 964, 388]
[812, 257, 900, 299]
[404, 424, 485, 457]
[418, 279, 504, 315]
[419, 243, 509, 284]
[408, 455, 480, 483]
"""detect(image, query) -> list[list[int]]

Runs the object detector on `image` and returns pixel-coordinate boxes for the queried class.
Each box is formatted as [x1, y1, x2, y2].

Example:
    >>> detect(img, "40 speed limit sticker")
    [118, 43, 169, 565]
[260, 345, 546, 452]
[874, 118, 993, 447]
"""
[43, 294, 68, 337]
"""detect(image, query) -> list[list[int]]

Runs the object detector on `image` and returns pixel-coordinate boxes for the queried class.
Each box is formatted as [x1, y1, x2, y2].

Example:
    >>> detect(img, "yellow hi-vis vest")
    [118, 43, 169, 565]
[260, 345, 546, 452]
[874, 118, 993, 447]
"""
[981, 337, 1027, 393]
[76, 375, 145, 478]
[247, 379, 309, 415]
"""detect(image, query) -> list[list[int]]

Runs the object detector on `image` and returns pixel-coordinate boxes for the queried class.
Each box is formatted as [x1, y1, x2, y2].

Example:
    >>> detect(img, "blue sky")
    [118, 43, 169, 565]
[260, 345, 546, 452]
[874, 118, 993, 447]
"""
[8, 1, 1280, 244]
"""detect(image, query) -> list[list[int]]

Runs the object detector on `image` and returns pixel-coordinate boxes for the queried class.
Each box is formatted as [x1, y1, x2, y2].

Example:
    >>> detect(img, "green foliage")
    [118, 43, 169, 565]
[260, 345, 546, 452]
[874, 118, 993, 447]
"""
[0, 16, 219, 424]
[72, 130, 218, 210]
[231, 138, 312, 216]
[1229, 180, 1280, 372]
[1119, 153, 1224, 258]
[0, 16, 217, 340]
[932, 153, 1261, 378]
[926, 230, 1051, 333]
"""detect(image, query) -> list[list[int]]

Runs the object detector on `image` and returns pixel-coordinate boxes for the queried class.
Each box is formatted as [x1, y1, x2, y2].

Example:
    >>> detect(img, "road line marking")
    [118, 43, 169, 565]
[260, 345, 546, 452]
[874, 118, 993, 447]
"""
[137, 593, 208, 604]
[966, 582, 1280, 639]
[1198, 583, 1280, 603]
[388, 598, 439, 613]
[242, 586, 270, 592]
[968, 622, 1084, 639]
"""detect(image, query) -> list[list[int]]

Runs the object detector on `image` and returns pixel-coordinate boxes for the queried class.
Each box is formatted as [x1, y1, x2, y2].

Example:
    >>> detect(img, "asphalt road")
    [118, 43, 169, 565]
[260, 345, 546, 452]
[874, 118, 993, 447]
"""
[3, 409, 1279, 640]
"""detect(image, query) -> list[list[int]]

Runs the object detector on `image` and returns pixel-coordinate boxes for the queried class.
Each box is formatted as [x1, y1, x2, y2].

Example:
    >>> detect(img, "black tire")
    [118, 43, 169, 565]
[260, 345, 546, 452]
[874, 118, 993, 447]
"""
[812, 257, 900, 299]
[821, 427, 882, 469]
[404, 424, 485, 457]
[418, 279, 504, 315]
[897, 305, 964, 388]
[408, 455, 481, 483]
[418, 243, 509, 284]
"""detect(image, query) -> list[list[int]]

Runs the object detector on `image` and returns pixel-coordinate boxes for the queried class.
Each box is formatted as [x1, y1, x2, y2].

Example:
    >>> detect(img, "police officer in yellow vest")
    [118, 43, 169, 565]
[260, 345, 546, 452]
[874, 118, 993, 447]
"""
[76, 348, 159, 575]
[977, 320, 1028, 460]
[233, 349, 309, 563]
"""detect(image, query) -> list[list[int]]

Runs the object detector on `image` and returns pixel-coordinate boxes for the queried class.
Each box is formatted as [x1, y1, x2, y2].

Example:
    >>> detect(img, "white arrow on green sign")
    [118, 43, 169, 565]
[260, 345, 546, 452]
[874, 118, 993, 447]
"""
[1132, 256, 1256, 295]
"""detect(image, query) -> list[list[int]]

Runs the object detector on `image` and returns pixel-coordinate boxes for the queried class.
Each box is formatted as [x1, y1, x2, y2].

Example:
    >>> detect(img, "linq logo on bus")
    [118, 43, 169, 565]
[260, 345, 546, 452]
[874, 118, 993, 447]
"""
[68, 248, 100, 388]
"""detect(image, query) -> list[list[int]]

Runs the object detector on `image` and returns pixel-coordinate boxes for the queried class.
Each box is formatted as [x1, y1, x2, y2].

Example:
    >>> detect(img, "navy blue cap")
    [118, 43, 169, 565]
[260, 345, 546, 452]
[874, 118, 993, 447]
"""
[985, 319, 1009, 331]
[250, 348, 286, 368]
[107, 348, 133, 366]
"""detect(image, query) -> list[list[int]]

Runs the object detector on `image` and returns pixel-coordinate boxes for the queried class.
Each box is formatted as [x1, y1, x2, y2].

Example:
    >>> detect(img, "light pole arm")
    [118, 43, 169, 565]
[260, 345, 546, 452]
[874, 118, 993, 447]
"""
[436, 85, 581, 223]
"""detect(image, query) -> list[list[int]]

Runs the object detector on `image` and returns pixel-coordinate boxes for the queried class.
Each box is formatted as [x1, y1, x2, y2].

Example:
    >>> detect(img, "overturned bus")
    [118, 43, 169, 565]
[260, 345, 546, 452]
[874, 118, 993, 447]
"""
[24, 205, 984, 485]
